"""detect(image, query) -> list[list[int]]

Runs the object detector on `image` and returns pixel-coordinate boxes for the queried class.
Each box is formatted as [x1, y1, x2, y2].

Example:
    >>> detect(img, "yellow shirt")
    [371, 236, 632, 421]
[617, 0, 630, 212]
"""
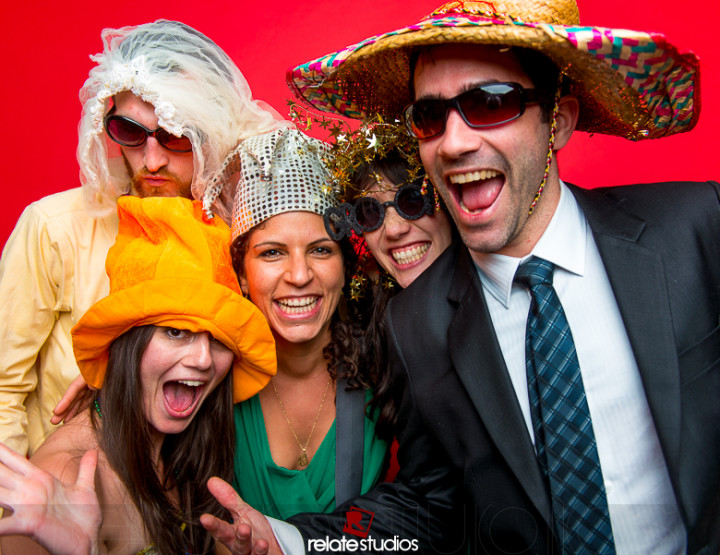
[0, 188, 117, 455]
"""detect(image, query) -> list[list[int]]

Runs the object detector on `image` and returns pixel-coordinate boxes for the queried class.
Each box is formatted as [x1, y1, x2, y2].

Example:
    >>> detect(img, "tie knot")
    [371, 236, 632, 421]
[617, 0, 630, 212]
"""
[515, 256, 555, 288]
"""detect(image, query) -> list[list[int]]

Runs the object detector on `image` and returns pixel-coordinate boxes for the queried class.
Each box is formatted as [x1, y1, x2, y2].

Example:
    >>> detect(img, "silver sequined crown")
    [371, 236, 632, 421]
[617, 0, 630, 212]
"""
[227, 129, 337, 238]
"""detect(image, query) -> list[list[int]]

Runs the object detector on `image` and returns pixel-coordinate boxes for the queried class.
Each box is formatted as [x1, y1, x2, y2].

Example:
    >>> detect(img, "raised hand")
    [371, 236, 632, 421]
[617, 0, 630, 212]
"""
[0, 443, 101, 555]
[201, 477, 283, 555]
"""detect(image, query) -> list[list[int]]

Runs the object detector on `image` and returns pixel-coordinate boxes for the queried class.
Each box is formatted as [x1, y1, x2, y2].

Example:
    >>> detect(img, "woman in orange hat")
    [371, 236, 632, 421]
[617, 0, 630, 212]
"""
[0, 196, 276, 555]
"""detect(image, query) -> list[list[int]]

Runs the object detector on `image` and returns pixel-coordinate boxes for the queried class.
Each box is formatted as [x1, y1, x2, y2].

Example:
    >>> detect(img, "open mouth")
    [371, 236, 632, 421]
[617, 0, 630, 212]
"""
[391, 242, 430, 266]
[449, 169, 504, 213]
[276, 296, 319, 315]
[163, 380, 205, 416]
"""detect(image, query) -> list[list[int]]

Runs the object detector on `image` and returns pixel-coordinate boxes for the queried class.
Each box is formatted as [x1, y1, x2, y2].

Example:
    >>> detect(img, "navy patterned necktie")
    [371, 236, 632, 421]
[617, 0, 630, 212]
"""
[515, 256, 615, 554]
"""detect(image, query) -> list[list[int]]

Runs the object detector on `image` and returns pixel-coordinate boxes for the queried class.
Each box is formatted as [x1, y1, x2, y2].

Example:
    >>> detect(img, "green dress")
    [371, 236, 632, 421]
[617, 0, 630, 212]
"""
[233, 390, 388, 520]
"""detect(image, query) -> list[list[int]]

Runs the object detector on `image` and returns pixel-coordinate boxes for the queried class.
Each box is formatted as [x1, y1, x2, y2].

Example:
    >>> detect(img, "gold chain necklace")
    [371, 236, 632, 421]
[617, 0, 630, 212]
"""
[272, 376, 332, 468]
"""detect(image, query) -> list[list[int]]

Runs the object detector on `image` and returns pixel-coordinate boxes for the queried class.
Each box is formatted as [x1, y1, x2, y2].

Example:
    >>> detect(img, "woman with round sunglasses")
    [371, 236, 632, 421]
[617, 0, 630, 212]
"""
[0, 196, 276, 555]
[323, 117, 455, 290]
[312, 121, 455, 489]
[349, 149, 454, 289]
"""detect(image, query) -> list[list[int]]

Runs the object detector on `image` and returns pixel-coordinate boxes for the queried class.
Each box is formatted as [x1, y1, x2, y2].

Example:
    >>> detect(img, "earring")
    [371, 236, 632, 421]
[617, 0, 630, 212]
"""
[421, 175, 443, 213]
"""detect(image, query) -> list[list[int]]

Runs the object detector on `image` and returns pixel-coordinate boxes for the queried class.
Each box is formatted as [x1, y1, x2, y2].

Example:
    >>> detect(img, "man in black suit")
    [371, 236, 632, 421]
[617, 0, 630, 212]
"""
[207, 1, 720, 553]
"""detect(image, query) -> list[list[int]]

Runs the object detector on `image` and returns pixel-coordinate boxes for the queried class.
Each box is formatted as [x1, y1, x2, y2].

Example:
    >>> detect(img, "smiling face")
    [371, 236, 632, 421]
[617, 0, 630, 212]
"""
[140, 326, 233, 437]
[362, 176, 453, 288]
[238, 211, 345, 350]
[113, 91, 195, 199]
[414, 44, 577, 259]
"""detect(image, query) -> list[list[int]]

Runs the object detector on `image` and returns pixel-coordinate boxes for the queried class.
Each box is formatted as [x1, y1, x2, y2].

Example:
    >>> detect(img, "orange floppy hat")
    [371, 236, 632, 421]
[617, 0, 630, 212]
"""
[72, 196, 276, 403]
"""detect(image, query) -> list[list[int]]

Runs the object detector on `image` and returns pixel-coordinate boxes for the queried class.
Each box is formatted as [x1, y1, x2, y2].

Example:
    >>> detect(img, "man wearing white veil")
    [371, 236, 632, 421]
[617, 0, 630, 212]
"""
[0, 20, 292, 456]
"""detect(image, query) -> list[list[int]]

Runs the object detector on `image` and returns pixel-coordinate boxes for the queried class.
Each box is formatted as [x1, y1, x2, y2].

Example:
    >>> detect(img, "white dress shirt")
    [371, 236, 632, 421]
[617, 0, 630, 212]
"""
[473, 183, 686, 554]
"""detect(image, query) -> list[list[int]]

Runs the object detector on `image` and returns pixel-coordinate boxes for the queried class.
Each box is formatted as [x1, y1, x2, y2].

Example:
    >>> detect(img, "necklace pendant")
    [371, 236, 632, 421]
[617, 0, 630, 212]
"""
[297, 451, 310, 467]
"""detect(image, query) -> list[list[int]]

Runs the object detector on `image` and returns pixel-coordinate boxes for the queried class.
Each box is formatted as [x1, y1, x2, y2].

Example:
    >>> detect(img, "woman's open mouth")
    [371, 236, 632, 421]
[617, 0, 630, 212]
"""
[163, 380, 205, 416]
[276, 296, 319, 315]
[391, 242, 430, 266]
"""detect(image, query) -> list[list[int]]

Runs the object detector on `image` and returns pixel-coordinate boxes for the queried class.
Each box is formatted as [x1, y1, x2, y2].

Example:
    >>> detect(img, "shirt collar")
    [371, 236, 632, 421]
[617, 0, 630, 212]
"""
[473, 182, 588, 308]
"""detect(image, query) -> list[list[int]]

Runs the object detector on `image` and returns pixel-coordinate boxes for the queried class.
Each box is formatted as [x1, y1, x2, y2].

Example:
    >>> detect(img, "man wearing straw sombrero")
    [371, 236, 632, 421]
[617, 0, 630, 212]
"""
[211, 1, 720, 553]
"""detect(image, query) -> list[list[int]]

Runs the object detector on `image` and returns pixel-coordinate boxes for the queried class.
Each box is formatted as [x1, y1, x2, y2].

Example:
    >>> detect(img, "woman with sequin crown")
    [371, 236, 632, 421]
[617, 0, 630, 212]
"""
[0, 197, 276, 555]
[200, 128, 389, 521]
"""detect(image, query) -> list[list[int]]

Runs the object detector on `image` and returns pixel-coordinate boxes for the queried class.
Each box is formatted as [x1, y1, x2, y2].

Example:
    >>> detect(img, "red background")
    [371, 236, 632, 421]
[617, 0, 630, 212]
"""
[1, 0, 717, 250]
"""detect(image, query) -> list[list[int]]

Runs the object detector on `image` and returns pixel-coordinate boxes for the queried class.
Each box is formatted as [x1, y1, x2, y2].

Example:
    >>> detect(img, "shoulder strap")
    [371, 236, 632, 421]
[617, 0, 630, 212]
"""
[335, 377, 365, 506]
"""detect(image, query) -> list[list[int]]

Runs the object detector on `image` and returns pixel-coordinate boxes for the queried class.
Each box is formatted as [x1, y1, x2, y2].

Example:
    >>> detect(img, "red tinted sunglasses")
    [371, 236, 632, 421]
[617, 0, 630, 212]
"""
[403, 82, 550, 140]
[104, 114, 193, 153]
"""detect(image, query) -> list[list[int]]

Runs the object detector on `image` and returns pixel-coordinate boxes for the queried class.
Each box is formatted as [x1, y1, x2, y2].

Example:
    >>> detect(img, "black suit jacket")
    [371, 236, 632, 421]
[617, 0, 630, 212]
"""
[290, 182, 720, 554]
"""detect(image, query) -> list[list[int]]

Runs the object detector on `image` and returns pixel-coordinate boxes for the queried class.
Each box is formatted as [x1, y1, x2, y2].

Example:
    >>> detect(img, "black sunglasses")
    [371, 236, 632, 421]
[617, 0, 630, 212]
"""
[352, 183, 432, 232]
[104, 114, 193, 153]
[403, 82, 550, 140]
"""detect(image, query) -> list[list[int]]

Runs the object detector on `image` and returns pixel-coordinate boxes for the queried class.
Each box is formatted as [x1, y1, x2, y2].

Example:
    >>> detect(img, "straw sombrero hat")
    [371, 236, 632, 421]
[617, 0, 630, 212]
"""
[287, 0, 700, 140]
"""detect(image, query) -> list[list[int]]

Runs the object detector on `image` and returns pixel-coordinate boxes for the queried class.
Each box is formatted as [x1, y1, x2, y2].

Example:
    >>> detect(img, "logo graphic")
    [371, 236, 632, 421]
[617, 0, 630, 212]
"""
[306, 507, 419, 551]
[343, 506, 374, 538]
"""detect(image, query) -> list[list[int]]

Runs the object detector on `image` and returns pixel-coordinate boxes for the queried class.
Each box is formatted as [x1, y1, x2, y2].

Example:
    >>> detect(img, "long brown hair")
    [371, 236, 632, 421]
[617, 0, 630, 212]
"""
[90, 325, 235, 555]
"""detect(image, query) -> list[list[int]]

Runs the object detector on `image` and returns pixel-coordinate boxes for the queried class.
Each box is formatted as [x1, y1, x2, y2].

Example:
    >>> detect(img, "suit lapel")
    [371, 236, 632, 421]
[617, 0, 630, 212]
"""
[444, 185, 684, 521]
[447, 247, 552, 524]
[571, 186, 682, 472]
